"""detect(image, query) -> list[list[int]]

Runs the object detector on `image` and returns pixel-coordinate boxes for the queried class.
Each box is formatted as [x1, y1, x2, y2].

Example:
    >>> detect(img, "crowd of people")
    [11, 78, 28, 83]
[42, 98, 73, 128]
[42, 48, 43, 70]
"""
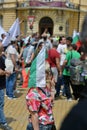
[0, 16, 87, 130]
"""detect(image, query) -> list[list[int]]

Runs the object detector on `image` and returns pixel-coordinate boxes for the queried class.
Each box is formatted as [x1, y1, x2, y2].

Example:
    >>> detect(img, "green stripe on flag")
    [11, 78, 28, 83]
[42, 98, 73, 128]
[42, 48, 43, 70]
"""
[45, 50, 48, 59]
[25, 68, 29, 74]
[72, 35, 79, 44]
[28, 58, 37, 88]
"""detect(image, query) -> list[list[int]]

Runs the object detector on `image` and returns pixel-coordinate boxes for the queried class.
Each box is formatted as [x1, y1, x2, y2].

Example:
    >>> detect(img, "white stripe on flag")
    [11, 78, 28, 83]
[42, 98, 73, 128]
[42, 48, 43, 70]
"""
[36, 46, 46, 87]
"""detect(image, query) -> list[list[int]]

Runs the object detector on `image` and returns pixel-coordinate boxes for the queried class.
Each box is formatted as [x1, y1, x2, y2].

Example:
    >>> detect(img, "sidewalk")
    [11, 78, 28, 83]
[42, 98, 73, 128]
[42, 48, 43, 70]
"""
[1, 88, 77, 130]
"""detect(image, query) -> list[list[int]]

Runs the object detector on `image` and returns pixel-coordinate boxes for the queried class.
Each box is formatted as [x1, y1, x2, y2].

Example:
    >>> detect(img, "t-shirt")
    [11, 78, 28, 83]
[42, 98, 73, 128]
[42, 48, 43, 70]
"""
[47, 48, 60, 67]
[63, 50, 81, 76]
[5, 45, 18, 73]
[23, 46, 30, 62]
[26, 45, 34, 63]
[57, 44, 67, 65]
[44, 39, 52, 51]
[0, 56, 6, 90]
[6, 45, 18, 61]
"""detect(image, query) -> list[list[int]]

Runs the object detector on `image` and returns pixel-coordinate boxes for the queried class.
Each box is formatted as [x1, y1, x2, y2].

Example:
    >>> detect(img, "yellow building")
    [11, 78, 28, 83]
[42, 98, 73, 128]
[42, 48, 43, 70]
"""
[0, 0, 87, 36]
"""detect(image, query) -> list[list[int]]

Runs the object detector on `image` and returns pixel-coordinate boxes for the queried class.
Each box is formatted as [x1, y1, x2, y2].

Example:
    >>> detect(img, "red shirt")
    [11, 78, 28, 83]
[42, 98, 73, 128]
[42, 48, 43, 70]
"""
[47, 48, 60, 67]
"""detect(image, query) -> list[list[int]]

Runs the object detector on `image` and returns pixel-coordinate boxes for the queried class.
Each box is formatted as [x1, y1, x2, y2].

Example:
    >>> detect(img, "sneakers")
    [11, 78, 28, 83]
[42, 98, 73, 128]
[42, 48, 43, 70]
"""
[7, 96, 16, 100]
[0, 123, 13, 130]
[67, 98, 72, 102]
[4, 94, 7, 97]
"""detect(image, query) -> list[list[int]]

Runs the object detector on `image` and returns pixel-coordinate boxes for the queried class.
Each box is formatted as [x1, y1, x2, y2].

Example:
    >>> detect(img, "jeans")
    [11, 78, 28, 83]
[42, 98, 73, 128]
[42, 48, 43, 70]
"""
[26, 123, 33, 130]
[26, 123, 52, 130]
[71, 84, 83, 99]
[63, 75, 72, 99]
[6, 73, 16, 98]
[0, 89, 7, 124]
[55, 75, 65, 96]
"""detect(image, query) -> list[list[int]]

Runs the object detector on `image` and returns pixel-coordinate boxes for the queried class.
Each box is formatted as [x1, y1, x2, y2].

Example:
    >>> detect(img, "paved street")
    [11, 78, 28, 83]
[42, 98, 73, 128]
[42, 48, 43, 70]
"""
[1, 87, 77, 130]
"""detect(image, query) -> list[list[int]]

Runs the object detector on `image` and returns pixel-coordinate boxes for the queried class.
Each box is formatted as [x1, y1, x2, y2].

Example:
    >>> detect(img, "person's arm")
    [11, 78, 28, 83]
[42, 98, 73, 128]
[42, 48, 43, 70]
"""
[0, 69, 11, 76]
[27, 52, 34, 64]
[56, 58, 62, 76]
[62, 51, 70, 71]
[10, 54, 16, 66]
[62, 60, 67, 71]
[31, 112, 39, 130]
[18, 47, 24, 59]
[0, 69, 6, 75]
[26, 47, 35, 64]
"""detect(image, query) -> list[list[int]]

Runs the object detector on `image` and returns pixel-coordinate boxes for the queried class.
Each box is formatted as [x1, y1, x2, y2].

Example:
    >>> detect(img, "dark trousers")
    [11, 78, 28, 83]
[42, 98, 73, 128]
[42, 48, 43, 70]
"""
[26, 123, 53, 130]
[55, 75, 65, 96]
[6, 73, 16, 98]
[63, 75, 72, 99]
[0, 89, 7, 124]
[71, 84, 84, 100]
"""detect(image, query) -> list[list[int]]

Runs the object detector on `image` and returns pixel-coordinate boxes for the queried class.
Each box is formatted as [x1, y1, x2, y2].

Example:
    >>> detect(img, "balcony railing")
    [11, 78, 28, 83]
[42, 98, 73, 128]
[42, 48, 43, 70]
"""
[29, 0, 66, 7]
[17, 0, 79, 10]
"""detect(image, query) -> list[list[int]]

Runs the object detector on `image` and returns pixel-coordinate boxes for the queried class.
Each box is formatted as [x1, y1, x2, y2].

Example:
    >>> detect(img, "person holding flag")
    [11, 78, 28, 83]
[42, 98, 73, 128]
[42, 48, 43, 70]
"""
[26, 43, 56, 130]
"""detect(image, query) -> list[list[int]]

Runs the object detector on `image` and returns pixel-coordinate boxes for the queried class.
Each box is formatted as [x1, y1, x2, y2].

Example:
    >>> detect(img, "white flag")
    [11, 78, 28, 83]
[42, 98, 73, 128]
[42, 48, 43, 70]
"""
[2, 18, 20, 47]
[10, 18, 20, 38]
[0, 25, 7, 40]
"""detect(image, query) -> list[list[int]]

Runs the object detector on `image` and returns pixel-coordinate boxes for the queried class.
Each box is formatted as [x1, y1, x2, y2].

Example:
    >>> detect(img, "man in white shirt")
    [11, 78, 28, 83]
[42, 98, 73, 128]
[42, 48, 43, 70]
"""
[57, 36, 67, 66]
[55, 36, 67, 98]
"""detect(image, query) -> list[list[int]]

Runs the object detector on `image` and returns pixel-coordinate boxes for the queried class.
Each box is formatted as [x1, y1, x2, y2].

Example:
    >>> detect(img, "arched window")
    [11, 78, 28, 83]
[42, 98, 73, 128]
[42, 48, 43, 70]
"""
[39, 16, 54, 36]
[0, 15, 3, 26]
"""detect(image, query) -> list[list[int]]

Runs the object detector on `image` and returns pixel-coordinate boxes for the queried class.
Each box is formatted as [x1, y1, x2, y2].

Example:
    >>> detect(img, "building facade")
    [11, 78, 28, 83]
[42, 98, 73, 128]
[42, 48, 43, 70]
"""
[0, 0, 87, 36]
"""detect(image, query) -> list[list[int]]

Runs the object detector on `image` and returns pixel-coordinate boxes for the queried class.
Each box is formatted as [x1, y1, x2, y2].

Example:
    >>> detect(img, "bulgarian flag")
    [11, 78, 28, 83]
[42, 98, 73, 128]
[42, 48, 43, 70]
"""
[28, 46, 46, 88]
[72, 30, 79, 44]
[22, 67, 30, 88]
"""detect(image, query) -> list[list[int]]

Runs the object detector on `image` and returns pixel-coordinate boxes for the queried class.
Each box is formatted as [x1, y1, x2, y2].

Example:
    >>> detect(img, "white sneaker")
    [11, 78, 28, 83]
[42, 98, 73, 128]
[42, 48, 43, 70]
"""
[8, 96, 16, 100]
[67, 98, 72, 102]
[5, 94, 7, 97]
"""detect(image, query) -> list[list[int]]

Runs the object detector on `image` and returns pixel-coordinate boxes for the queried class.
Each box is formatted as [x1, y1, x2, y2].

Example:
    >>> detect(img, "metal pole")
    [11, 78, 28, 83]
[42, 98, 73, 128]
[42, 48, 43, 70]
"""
[78, 0, 81, 32]
[16, 0, 18, 18]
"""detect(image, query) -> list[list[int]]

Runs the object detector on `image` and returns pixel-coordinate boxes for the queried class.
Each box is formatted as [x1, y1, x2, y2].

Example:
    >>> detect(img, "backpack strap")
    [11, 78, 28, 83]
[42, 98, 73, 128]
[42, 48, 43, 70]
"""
[71, 51, 73, 59]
